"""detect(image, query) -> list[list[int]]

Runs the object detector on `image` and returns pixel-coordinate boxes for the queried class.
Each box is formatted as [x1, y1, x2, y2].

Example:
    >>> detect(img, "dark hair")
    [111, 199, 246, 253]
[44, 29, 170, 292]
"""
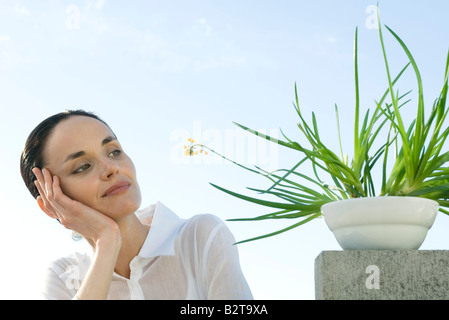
[20, 109, 109, 199]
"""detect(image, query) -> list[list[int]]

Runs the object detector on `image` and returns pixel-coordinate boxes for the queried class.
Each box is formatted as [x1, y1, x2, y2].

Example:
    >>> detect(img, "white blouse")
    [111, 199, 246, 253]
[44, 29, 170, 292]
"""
[41, 201, 253, 300]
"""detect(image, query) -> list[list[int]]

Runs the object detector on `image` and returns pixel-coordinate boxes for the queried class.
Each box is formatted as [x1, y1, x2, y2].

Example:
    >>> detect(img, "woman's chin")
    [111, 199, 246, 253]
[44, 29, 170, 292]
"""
[101, 193, 142, 220]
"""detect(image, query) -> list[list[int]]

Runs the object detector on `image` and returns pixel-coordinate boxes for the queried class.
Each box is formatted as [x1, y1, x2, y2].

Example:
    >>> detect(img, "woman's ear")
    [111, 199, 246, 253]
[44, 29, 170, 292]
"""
[37, 196, 57, 219]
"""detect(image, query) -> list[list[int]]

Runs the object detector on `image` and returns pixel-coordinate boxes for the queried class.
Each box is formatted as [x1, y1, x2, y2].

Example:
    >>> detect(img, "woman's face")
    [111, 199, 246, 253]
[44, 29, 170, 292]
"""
[42, 116, 141, 221]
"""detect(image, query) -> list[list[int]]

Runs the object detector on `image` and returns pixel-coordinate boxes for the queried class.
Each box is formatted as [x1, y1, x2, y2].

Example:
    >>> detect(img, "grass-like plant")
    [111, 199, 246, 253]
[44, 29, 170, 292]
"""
[187, 13, 449, 244]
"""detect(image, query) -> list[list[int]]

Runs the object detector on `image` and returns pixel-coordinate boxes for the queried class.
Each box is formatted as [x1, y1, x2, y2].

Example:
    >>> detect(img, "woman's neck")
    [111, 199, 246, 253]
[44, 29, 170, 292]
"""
[93, 212, 151, 279]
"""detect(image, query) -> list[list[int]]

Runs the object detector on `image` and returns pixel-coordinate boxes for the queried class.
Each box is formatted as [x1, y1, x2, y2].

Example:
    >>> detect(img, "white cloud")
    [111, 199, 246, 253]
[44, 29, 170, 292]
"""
[195, 54, 247, 71]
[95, 0, 106, 10]
[194, 18, 212, 37]
[0, 35, 10, 42]
[87, 0, 106, 11]
[13, 4, 30, 16]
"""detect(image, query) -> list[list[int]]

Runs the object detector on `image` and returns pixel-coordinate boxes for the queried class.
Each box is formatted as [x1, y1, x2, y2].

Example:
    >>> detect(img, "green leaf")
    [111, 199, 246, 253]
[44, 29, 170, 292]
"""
[210, 183, 322, 211]
[231, 212, 322, 245]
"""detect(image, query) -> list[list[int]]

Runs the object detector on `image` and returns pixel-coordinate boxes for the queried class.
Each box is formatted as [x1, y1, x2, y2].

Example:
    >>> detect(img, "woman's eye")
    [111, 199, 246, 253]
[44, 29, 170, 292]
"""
[109, 149, 121, 157]
[74, 164, 90, 174]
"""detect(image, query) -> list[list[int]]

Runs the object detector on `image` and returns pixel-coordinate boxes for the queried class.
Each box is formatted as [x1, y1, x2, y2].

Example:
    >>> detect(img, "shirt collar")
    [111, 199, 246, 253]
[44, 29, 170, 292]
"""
[136, 201, 186, 258]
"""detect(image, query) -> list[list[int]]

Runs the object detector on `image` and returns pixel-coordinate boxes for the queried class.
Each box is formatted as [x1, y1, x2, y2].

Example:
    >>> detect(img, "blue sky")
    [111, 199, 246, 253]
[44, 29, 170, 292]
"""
[1, 0, 449, 299]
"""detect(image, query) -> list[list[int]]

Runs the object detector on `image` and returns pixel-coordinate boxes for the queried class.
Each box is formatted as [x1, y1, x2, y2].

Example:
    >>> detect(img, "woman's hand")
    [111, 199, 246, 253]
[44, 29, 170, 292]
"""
[32, 167, 121, 248]
[33, 167, 123, 299]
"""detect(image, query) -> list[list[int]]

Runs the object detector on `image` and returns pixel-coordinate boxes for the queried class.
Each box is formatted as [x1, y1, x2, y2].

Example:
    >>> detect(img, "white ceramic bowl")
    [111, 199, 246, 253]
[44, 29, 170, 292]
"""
[321, 197, 439, 250]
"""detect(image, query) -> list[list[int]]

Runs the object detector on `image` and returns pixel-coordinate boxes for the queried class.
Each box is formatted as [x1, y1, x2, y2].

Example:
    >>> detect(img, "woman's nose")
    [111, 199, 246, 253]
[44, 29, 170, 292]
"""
[102, 159, 119, 180]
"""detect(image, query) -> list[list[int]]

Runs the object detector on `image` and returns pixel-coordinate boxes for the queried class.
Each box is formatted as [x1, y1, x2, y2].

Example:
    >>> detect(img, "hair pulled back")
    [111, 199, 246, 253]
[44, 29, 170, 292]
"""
[20, 110, 108, 199]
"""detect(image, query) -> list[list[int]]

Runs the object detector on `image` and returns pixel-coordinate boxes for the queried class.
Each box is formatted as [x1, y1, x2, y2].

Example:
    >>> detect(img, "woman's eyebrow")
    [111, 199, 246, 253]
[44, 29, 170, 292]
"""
[102, 135, 117, 146]
[64, 136, 118, 163]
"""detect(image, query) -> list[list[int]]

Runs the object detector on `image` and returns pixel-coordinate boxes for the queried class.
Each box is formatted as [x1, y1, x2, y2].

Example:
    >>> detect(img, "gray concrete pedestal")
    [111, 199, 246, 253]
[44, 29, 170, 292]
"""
[315, 250, 449, 300]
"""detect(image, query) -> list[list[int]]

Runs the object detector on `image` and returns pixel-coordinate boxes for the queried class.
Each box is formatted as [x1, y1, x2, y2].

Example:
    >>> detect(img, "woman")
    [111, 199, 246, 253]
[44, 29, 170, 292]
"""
[20, 110, 253, 300]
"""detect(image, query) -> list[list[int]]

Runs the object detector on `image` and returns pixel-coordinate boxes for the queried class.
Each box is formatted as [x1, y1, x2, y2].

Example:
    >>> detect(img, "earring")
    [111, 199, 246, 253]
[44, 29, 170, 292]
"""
[72, 231, 83, 241]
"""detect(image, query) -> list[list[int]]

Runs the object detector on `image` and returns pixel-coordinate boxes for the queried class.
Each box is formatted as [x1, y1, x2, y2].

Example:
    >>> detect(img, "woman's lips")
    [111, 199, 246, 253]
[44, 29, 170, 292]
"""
[102, 181, 131, 197]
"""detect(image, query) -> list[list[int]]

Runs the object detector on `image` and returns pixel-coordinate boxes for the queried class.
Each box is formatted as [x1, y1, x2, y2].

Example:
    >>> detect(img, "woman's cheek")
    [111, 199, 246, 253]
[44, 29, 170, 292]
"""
[60, 177, 97, 205]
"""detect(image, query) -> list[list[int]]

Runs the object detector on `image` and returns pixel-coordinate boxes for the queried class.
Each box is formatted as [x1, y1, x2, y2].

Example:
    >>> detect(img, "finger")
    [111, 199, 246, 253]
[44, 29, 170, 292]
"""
[32, 167, 45, 194]
[52, 175, 86, 228]
[34, 180, 58, 217]
[33, 167, 51, 200]
[52, 175, 72, 208]
[33, 168, 61, 217]
[53, 177, 94, 235]
[48, 176, 68, 223]
[42, 168, 54, 200]
[34, 178, 48, 205]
